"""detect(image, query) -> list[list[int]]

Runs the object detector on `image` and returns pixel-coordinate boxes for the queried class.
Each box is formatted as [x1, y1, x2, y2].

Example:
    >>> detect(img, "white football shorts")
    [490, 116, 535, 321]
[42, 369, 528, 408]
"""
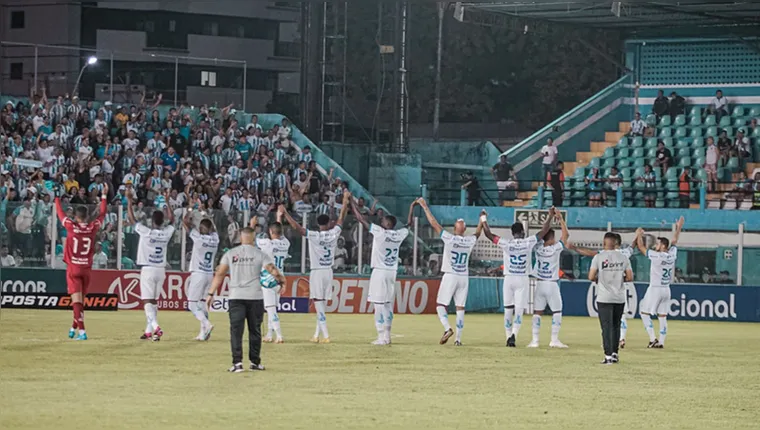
[187, 272, 213, 302]
[437, 273, 469, 307]
[309, 268, 334, 301]
[533, 280, 562, 312]
[640, 286, 671, 315]
[368, 268, 396, 303]
[503, 275, 530, 311]
[140, 266, 166, 301]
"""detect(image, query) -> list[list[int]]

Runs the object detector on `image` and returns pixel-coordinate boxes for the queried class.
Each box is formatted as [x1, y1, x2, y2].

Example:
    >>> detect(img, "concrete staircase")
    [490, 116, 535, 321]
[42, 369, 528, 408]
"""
[562, 122, 629, 178]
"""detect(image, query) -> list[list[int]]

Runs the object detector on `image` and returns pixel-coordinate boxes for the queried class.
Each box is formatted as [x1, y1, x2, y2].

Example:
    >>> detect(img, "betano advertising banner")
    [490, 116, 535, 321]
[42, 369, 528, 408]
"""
[561, 281, 760, 322]
[86, 270, 441, 314]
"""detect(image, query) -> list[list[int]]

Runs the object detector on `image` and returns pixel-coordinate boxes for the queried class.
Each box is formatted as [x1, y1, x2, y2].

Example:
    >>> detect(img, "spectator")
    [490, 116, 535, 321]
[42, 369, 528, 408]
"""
[547, 161, 564, 207]
[678, 166, 698, 208]
[92, 242, 108, 269]
[725, 171, 752, 208]
[652, 90, 669, 123]
[492, 154, 515, 204]
[654, 140, 672, 176]
[0, 245, 17, 267]
[717, 130, 732, 166]
[705, 137, 718, 192]
[540, 138, 558, 185]
[606, 166, 623, 197]
[629, 112, 647, 137]
[461, 171, 480, 206]
[668, 91, 686, 117]
[734, 129, 751, 162]
[706, 90, 728, 122]
[749, 118, 758, 136]
[585, 167, 603, 207]
[636, 164, 657, 208]
[753, 173, 760, 211]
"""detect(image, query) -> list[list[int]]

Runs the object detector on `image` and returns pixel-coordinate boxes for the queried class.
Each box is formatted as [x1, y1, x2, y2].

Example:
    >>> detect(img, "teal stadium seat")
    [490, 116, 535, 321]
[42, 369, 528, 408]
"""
[695, 169, 708, 182]
[690, 127, 703, 138]
[676, 139, 689, 149]
[734, 118, 747, 128]
[661, 137, 674, 148]
[752, 128, 760, 138]
[617, 147, 630, 158]
[645, 114, 657, 126]
[646, 147, 658, 158]
[659, 115, 671, 127]
[688, 116, 701, 126]
[678, 156, 691, 167]
[659, 127, 672, 137]
[705, 126, 718, 137]
[665, 167, 679, 180]
[632, 147, 645, 158]
[692, 147, 705, 158]
[719, 116, 731, 127]
[631, 136, 644, 148]
[732, 106, 744, 117]
[645, 137, 658, 148]
[602, 167, 613, 177]
[633, 158, 646, 168]
[675, 127, 688, 138]
[602, 147, 616, 159]
[692, 137, 705, 147]
[704, 115, 717, 126]
[726, 157, 739, 171]
[602, 158, 616, 169]
[689, 107, 701, 117]
[617, 136, 629, 147]
[749, 106, 760, 117]
[573, 168, 586, 179]
[674, 114, 686, 126]
[618, 158, 631, 168]
[676, 147, 690, 158]
[588, 158, 601, 168]
[723, 126, 733, 137]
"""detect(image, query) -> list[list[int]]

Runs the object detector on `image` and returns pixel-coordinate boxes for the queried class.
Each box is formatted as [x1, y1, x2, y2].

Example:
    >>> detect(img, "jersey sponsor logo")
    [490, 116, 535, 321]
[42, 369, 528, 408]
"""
[0, 293, 118, 310]
[601, 259, 625, 270]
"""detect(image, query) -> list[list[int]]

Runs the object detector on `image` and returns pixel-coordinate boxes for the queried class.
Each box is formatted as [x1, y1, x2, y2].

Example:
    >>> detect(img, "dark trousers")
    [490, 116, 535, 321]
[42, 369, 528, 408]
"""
[552, 188, 563, 207]
[598, 302, 625, 357]
[229, 299, 264, 366]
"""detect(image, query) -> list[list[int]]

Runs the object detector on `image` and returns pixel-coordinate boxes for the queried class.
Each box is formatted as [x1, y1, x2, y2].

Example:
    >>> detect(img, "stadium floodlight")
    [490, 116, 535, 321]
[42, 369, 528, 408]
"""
[73, 56, 99, 96]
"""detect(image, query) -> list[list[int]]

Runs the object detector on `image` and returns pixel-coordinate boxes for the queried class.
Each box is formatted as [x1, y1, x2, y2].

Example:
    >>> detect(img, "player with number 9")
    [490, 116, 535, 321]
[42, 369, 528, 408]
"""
[183, 209, 219, 341]
[55, 182, 109, 340]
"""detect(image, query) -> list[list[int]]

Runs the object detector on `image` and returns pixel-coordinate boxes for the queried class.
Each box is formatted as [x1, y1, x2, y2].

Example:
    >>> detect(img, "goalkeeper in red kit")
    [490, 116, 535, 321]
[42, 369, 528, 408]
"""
[55, 183, 109, 340]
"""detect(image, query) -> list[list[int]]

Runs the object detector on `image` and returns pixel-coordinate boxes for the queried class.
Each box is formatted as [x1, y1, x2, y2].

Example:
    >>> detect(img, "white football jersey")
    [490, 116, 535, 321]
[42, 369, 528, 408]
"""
[647, 246, 677, 288]
[533, 240, 564, 281]
[307, 226, 342, 270]
[617, 246, 634, 259]
[370, 224, 409, 270]
[188, 230, 220, 273]
[135, 223, 175, 267]
[440, 230, 477, 276]
[497, 235, 538, 276]
[256, 236, 291, 271]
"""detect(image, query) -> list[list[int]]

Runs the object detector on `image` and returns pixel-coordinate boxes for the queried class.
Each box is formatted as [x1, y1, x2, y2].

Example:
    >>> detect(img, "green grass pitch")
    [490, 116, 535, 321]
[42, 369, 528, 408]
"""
[1, 310, 759, 430]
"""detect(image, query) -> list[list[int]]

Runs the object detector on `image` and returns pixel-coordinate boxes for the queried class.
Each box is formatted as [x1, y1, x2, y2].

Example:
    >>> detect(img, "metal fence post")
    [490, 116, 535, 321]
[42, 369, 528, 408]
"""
[537, 186, 544, 209]
[412, 216, 419, 275]
[459, 188, 466, 206]
[50, 209, 57, 269]
[738, 223, 744, 286]
[109, 52, 114, 102]
[242, 61, 247, 111]
[616, 187, 623, 208]
[180, 208, 187, 271]
[301, 213, 307, 274]
[117, 205, 123, 270]
[33, 46, 38, 94]
[357, 222, 363, 274]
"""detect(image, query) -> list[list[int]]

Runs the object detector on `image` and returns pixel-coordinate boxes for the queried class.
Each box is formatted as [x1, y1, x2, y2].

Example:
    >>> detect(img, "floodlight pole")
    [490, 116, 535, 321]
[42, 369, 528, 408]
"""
[433, 2, 445, 141]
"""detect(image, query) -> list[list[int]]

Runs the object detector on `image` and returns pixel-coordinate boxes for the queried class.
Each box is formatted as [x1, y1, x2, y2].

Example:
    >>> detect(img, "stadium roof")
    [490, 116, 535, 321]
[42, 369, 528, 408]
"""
[464, 1, 760, 38]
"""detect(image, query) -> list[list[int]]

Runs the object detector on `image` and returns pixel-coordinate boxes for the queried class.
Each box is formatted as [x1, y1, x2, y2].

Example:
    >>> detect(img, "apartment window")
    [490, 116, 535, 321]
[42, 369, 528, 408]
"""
[168, 20, 176, 32]
[203, 22, 219, 36]
[144, 20, 155, 32]
[201, 71, 217, 87]
[10, 63, 23, 80]
[10, 11, 25, 29]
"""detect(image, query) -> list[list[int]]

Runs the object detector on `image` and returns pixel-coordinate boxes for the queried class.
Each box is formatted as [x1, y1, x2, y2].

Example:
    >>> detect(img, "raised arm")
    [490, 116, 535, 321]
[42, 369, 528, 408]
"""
[417, 198, 442, 235]
[336, 190, 351, 226]
[249, 215, 258, 229]
[671, 216, 684, 247]
[406, 200, 416, 227]
[481, 220, 497, 243]
[567, 242, 598, 258]
[557, 212, 569, 243]
[539, 207, 556, 239]
[474, 209, 486, 239]
[278, 205, 306, 236]
[95, 183, 108, 224]
[350, 199, 370, 230]
[54, 196, 67, 222]
[182, 208, 194, 231]
[163, 191, 174, 225]
[635, 228, 648, 255]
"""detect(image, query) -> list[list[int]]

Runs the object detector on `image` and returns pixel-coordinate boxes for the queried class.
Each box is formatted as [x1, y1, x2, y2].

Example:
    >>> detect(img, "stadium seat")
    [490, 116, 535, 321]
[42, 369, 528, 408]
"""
[617, 136, 629, 147]
[704, 115, 717, 126]
[662, 137, 674, 148]
[695, 168, 708, 182]
[602, 158, 616, 169]
[726, 157, 739, 171]
[675, 127, 687, 138]
[573, 168, 586, 179]
[659, 127, 672, 137]
[688, 106, 701, 117]
[688, 116, 701, 126]
[645, 138, 658, 149]
[646, 147, 658, 158]
[645, 114, 657, 126]
[588, 158, 601, 168]
[655, 198, 666, 208]
[620, 167, 632, 179]
[690, 127, 703, 138]
[633, 158, 646, 168]
[665, 167, 679, 180]
[752, 128, 760, 138]
[602, 167, 613, 177]
[674, 114, 686, 126]
[617, 148, 630, 158]
[705, 126, 718, 137]
[602, 147, 616, 159]
[632, 147, 645, 158]
[719, 116, 732, 127]
[692, 137, 705, 147]
[617, 158, 631, 168]
[723, 126, 733, 137]
[633, 166, 645, 178]
[631, 136, 644, 148]
[678, 156, 691, 167]
[659, 115, 671, 127]
[676, 139, 689, 149]
[732, 106, 744, 117]
[676, 147, 690, 158]
[749, 106, 760, 117]
[692, 147, 705, 158]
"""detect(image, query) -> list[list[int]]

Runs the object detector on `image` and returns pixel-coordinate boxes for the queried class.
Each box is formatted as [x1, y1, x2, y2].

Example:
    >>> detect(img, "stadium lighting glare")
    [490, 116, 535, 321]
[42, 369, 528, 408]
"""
[73, 56, 99, 96]
[87, 56, 98, 65]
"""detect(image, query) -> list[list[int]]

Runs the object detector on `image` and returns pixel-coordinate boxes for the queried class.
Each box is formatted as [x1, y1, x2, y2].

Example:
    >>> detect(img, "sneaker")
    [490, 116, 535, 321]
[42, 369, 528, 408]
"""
[600, 357, 614, 365]
[194, 335, 204, 341]
[647, 339, 660, 348]
[76, 332, 88, 341]
[275, 338, 284, 344]
[202, 325, 214, 341]
[653, 341, 664, 349]
[228, 363, 244, 373]
[68, 328, 76, 339]
[506, 334, 516, 348]
[310, 336, 320, 343]
[249, 362, 265, 371]
[152, 327, 163, 342]
[262, 336, 273, 343]
[454, 341, 463, 347]
[526, 340, 539, 348]
[319, 338, 331, 344]
[619, 339, 626, 349]
[439, 328, 454, 345]
[371, 338, 388, 346]
[140, 332, 152, 340]
[549, 340, 569, 349]
[611, 353, 619, 363]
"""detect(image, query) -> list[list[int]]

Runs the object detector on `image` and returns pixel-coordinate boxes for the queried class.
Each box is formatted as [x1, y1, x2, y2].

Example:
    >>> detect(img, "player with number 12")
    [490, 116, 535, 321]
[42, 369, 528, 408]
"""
[55, 183, 109, 340]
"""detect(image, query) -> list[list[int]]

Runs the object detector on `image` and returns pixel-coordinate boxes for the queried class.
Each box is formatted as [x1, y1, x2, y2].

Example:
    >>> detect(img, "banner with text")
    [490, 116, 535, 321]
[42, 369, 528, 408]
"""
[87, 270, 441, 314]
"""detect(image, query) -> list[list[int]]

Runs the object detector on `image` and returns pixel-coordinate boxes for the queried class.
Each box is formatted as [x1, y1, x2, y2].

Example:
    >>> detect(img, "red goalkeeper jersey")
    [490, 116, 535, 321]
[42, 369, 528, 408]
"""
[55, 197, 107, 267]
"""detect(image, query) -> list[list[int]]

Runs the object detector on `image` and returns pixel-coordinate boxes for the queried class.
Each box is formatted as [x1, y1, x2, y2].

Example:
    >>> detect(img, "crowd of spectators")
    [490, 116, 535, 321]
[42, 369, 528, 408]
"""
[0, 89, 382, 268]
